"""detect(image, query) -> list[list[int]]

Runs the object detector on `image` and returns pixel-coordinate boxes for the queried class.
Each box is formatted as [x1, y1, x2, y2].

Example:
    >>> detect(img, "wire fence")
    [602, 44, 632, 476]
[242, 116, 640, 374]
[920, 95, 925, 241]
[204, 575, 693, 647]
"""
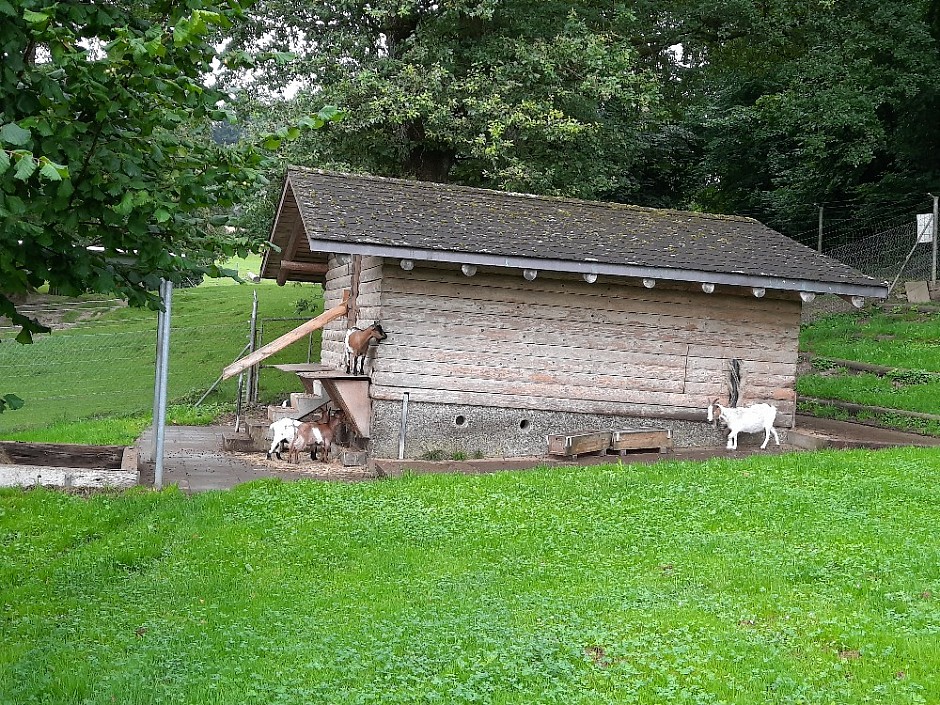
[0, 297, 315, 438]
[826, 219, 936, 292]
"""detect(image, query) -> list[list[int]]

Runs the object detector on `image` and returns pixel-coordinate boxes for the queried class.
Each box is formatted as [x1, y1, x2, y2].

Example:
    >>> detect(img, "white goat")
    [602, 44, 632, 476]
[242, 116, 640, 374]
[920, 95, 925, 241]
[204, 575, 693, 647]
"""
[707, 400, 780, 450]
[266, 417, 303, 460]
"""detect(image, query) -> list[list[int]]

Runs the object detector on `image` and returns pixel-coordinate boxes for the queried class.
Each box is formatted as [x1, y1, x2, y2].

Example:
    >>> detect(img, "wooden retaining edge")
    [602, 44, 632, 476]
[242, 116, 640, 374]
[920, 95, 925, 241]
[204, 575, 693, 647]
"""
[799, 397, 940, 424]
[810, 356, 940, 379]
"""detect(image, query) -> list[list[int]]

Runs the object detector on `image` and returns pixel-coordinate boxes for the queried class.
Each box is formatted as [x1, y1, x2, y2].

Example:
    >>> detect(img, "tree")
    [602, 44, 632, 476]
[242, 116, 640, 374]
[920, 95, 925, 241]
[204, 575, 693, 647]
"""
[224, 1, 663, 204]
[678, 0, 940, 236]
[0, 0, 338, 344]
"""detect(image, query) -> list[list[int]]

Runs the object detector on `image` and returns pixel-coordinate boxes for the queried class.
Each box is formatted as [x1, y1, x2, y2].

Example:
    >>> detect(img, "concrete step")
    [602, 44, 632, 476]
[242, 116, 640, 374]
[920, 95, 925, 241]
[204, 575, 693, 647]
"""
[222, 432, 257, 453]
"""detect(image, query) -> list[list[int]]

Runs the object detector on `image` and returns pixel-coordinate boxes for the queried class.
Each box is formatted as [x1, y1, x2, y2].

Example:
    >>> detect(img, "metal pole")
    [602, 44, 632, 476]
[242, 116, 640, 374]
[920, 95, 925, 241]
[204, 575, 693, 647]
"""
[817, 205, 824, 253]
[247, 290, 259, 403]
[151, 281, 166, 463]
[398, 392, 410, 460]
[154, 279, 173, 490]
[931, 193, 938, 286]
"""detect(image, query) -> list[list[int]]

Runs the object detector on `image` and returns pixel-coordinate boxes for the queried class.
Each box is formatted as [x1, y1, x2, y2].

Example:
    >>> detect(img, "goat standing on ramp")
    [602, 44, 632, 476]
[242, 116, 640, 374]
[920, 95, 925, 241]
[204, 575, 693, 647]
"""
[707, 400, 780, 450]
[343, 323, 387, 375]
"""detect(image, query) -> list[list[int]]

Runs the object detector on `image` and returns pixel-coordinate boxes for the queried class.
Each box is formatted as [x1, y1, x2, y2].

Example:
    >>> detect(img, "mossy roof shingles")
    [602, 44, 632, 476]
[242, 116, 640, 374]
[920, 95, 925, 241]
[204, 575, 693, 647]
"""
[282, 167, 886, 296]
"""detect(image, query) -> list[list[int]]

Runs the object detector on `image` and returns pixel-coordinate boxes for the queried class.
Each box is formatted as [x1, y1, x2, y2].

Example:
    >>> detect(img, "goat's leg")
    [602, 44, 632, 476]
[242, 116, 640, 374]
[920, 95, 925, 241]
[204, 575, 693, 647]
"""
[770, 426, 780, 446]
[726, 431, 737, 450]
[760, 428, 770, 449]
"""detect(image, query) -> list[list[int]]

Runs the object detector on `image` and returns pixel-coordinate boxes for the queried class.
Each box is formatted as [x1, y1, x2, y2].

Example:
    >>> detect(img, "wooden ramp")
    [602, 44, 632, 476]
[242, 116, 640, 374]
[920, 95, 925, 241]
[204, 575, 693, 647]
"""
[271, 364, 373, 438]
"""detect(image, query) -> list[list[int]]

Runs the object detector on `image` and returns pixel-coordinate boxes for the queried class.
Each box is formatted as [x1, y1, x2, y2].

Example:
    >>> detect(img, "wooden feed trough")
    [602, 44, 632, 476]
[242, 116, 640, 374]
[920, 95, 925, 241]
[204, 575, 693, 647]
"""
[0, 441, 139, 490]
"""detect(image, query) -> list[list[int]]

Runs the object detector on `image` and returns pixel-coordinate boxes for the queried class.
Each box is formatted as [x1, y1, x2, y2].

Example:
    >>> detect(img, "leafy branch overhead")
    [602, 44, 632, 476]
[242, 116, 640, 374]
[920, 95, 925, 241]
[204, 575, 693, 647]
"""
[0, 0, 341, 344]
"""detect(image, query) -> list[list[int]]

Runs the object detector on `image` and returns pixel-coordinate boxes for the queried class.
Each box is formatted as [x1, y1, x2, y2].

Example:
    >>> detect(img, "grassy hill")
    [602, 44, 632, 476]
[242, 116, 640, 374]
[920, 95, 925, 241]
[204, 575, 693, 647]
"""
[0, 261, 324, 443]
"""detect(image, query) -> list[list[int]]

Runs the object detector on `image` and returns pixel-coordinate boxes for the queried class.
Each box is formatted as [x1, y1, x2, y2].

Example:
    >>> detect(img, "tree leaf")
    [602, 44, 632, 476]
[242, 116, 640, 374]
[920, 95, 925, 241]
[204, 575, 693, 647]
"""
[1, 394, 24, 411]
[15, 328, 33, 344]
[0, 122, 31, 146]
[0, 149, 9, 176]
[39, 160, 63, 181]
[13, 153, 36, 181]
[22, 9, 48, 24]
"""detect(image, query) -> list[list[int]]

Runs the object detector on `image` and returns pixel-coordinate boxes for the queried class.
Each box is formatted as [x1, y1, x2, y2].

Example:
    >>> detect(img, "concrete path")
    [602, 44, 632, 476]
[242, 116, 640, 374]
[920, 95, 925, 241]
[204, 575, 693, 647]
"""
[136, 425, 374, 492]
[135, 416, 940, 493]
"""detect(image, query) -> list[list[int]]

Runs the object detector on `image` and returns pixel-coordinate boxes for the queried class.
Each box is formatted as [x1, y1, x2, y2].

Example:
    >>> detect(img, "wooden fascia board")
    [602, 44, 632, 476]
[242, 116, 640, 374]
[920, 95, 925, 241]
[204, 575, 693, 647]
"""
[304, 238, 889, 299]
[260, 178, 296, 280]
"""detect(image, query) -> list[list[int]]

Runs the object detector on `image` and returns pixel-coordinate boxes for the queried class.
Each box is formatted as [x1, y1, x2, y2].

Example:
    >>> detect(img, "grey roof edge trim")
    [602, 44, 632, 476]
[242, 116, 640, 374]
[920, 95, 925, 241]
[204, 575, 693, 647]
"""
[308, 238, 889, 298]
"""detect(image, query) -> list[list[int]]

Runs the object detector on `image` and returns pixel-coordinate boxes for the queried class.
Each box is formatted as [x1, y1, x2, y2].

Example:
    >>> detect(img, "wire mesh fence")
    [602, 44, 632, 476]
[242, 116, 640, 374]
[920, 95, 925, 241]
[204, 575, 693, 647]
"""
[826, 219, 936, 291]
[0, 288, 319, 438]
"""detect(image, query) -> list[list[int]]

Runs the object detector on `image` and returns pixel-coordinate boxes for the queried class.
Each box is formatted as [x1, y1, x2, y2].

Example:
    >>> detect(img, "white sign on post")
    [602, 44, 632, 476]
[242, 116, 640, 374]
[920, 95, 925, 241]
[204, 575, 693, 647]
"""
[917, 213, 935, 243]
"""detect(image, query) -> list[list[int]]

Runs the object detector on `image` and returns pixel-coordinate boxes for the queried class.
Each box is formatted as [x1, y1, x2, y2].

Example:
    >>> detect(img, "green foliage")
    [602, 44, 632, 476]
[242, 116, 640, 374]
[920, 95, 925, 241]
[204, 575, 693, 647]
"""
[226, 0, 663, 238]
[3, 449, 940, 702]
[0, 1, 340, 343]
[687, 0, 940, 233]
[0, 393, 23, 414]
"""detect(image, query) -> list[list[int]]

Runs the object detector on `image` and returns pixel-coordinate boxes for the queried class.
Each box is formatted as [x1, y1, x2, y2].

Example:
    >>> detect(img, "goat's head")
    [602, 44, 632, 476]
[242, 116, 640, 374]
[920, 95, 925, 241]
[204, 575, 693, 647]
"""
[371, 322, 387, 341]
[706, 398, 722, 425]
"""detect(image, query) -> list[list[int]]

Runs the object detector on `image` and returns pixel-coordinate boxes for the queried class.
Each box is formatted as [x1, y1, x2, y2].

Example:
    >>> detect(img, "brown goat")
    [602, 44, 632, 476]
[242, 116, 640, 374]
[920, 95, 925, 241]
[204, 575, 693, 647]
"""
[287, 409, 346, 464]
[343, 323, 387, 375]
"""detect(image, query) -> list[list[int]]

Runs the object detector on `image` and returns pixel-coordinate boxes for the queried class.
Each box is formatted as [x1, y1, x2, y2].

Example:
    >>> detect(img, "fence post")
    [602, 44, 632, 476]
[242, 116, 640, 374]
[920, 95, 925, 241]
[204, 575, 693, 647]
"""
[152, 279, 173, 490]
[931, 193, 938, 286]
[247, 290, 259, 403]
[817, 205, 824, 253]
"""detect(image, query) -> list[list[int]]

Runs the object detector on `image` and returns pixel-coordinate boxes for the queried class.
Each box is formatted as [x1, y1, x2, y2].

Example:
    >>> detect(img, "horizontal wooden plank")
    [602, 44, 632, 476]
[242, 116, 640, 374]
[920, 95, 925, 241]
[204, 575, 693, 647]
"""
[386, 273, 801, 324]
[0, 441, 124, 468]
[372, 371, 706, 407]
[379, 294, 800, 340]
[547, 431, 612, 456]
[379, 341, 688, 374]
[381, 310, 795, 361]
[373, 358, 687, 393]
[382, 316, 699, 356]
[610, 429, 673, 451]
[386, 267, 801, 315]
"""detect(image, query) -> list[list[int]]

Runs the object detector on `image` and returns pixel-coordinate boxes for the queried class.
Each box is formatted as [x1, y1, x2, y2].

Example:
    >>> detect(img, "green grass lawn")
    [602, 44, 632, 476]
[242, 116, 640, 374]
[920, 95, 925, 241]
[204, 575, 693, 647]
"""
[0, 270, 323, 442]
[2, 449, 939, 704]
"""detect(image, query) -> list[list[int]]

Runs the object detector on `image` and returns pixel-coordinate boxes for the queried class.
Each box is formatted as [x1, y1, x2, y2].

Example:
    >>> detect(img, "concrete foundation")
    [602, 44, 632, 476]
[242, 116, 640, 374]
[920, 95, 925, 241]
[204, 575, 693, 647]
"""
[370, 400, 789, 460]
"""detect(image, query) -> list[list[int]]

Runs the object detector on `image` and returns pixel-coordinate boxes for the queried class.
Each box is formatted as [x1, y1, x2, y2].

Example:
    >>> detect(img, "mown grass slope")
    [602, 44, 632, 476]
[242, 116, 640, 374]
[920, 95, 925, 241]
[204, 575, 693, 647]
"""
[2, 449, 939, 704]
[798, 305, 940, 433]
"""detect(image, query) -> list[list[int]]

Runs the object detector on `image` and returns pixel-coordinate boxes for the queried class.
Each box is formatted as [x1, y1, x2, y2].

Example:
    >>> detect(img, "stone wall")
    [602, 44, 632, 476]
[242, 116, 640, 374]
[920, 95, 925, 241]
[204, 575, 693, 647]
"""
[370, 399, 788, 460]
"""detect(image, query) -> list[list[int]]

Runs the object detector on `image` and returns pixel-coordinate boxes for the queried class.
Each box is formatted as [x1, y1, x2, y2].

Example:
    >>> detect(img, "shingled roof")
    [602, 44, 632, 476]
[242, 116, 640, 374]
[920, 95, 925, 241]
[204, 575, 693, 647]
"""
[262, 167, 887, 298]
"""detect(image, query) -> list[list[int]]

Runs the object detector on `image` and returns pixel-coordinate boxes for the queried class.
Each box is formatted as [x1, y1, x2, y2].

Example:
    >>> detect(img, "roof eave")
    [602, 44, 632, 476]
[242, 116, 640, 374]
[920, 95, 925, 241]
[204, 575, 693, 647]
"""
[307, 238, 889, 299]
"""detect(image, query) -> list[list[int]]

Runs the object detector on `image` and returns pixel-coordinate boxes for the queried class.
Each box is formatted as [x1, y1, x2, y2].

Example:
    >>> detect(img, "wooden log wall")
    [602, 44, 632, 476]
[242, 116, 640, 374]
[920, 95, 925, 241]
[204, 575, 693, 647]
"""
[321, 255, 386, 369]
[366, 263, 800, 425]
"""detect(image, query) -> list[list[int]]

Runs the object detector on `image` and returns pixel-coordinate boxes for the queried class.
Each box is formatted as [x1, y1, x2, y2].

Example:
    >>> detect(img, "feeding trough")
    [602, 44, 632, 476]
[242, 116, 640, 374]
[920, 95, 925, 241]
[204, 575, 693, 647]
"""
[0, 441, 139, 489]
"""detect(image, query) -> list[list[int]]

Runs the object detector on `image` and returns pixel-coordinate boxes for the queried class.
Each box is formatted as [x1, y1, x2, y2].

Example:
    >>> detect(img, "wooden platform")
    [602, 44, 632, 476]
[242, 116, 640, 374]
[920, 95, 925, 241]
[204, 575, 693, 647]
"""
[270, 364, 373, 438]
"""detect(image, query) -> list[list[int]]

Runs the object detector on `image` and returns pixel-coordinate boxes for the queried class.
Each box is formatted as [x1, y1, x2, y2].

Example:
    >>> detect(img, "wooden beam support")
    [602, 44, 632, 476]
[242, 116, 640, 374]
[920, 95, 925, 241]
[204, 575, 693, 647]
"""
[222, 301, 348, 380]
[279, 260, 329, 276]
[276, 220, 306, 285]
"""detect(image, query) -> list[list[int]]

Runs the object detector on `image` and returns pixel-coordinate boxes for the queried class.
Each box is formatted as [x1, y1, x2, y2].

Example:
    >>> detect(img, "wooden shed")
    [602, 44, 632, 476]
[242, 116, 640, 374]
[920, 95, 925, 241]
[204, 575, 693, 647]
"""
[254, 167, 887, 459]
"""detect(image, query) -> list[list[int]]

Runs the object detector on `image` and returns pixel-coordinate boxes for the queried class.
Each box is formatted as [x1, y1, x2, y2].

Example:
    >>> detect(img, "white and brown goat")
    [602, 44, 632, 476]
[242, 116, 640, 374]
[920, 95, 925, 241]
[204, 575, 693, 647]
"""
[707, 399, 780, 450]
[343, 323, 387, 375]
[287, 408, 346, 464]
